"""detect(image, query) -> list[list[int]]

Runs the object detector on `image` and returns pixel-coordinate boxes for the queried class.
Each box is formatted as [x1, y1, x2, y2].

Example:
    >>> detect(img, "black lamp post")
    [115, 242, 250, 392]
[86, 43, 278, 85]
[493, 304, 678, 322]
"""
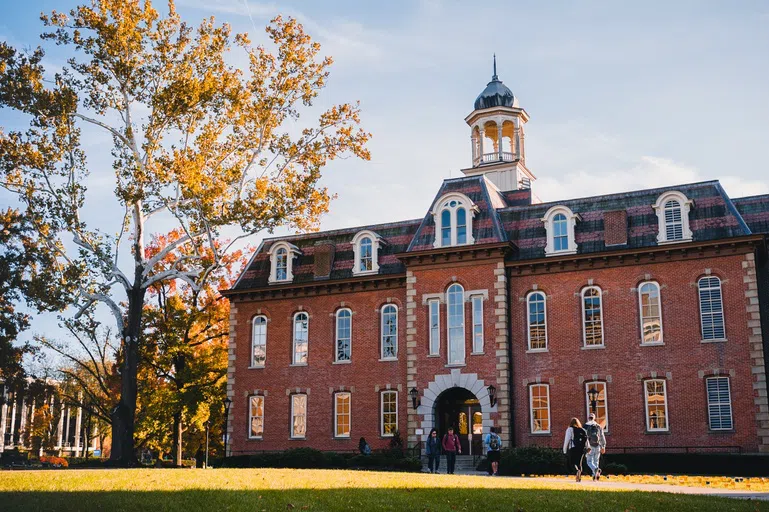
[204, 420, 210, 468]
[487, 384, 497, 407]
[409, 388, 420, 409]
[223, 397, 232, 457]
[587, 387, 599, 415]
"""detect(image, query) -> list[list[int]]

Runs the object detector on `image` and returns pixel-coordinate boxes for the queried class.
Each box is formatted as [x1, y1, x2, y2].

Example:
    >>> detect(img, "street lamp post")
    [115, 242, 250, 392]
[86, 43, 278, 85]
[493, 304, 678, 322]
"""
[223, 397, 232, 458]
[587, 387, 599, 416]
[204, 420, 210, 468]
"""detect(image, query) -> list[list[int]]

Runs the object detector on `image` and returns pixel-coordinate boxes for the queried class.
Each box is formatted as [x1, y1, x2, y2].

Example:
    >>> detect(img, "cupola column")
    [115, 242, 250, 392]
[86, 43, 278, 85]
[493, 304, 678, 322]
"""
[497, 122, 503, 160]
[514, 120, 521, 159]
[477, 125, 484, 162]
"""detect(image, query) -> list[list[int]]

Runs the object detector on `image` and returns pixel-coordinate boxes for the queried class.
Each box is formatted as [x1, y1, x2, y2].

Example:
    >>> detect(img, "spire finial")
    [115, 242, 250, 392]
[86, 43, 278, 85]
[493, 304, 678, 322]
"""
[492, 53, 498, 80]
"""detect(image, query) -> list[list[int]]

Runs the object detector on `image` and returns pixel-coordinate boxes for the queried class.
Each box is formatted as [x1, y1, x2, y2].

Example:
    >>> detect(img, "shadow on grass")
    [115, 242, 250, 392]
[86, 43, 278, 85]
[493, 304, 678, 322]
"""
[1, 488, 767, 512]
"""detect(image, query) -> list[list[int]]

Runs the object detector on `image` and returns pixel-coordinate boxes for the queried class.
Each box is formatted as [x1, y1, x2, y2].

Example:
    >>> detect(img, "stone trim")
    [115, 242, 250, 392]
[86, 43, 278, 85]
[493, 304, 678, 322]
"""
[697, 369, 736, 379]
[635, 371, 672, 381]
[226, 305, 238, 456]
[405, 271, 419, 444]
[493, 262, 511, 443]
[743, 253, 769, 452]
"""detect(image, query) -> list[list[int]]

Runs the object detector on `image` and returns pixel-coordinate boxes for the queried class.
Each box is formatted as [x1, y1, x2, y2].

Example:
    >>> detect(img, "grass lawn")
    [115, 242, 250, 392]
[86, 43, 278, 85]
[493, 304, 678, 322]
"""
[1, 468, 767, 512]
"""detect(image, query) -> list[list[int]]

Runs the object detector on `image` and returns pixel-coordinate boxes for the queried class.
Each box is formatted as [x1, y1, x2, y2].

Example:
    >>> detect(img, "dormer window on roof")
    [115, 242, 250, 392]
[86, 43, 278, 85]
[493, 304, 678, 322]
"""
[352, 230, 383, 276]
[653, 191, 693, 244]
[432, 193, 478, 248]
[543, 205, 579, 256]
[268, 241, 301, 284]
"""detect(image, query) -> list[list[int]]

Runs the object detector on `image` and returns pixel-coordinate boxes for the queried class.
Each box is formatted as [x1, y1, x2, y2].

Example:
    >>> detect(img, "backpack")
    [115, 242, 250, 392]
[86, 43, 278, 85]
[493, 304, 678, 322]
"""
[571, 426, 587, 451]
[489, 434, 500, 451]
[585, 423, 601, 447]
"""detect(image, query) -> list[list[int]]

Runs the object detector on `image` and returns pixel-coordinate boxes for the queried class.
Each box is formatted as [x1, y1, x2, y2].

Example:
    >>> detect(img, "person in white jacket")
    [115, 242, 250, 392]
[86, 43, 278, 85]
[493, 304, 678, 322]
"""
[562, 418, 587, 482]
[583, 413, 607, 480]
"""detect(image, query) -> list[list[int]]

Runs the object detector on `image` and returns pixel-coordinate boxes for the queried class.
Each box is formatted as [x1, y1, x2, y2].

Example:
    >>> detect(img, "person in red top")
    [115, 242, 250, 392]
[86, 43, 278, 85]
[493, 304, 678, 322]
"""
[441, 426, 461, 474]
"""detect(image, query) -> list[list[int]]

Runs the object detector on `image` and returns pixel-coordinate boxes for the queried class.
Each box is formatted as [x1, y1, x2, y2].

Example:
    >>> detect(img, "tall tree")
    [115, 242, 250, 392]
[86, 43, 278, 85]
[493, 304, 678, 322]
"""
[0, 1, 370, 464]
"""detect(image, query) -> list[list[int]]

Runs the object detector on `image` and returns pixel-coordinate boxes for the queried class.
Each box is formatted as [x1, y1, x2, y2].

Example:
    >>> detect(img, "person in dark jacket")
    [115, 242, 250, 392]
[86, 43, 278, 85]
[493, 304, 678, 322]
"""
[441, 426, 461, 475]
[358, 437, 371, 455]
[425, 428, 441, 473]
[562, 417, 587, 482]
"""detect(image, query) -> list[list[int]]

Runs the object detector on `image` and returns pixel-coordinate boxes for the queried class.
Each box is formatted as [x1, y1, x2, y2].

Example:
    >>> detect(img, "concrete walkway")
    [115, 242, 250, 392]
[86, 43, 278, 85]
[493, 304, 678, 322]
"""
[452, 470, 769, 501]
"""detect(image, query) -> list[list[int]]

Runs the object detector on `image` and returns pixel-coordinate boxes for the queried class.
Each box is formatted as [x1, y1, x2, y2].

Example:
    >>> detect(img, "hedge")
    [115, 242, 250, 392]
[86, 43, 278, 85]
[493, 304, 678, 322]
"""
[220, 448, 421, 472]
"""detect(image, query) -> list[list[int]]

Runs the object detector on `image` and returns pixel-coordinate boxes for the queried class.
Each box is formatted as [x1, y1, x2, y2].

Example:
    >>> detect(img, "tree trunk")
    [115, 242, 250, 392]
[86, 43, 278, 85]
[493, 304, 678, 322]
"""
[173, 411, 183, 467]
[109, 283, 146, 466]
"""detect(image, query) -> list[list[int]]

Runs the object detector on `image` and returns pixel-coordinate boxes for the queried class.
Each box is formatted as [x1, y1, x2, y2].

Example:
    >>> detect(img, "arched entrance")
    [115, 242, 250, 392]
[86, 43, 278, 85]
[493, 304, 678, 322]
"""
[435, 387, 484, 456]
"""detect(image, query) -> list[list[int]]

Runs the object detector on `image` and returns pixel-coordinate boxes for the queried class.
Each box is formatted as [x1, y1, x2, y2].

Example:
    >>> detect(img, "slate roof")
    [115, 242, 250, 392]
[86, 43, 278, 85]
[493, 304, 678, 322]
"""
[733, 195, 769, 234]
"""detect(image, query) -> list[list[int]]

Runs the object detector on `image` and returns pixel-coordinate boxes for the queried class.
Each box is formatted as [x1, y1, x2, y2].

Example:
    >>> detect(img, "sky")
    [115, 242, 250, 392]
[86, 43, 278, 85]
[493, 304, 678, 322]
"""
[1, 0, 769, 353]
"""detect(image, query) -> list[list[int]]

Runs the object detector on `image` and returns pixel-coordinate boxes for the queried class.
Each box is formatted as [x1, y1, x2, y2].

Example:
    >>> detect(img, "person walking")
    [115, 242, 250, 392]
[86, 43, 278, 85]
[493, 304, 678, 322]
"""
[442, 426, 461, 475]
[425, 428, 441, 473]
[584, 413, 606, 481]
[484, 427, 502, 476]
[562, 417, 587, 482]
[358, 437, 372, 456]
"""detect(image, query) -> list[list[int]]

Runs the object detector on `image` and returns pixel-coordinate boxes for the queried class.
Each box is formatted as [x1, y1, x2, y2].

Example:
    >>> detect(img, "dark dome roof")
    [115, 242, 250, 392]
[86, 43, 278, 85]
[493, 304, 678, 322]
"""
[474, 76, 516, 110]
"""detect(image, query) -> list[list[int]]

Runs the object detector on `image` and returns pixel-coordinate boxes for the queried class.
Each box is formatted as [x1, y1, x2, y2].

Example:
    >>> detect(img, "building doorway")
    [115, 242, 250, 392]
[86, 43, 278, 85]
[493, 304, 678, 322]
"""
[435, 387, 483, 456]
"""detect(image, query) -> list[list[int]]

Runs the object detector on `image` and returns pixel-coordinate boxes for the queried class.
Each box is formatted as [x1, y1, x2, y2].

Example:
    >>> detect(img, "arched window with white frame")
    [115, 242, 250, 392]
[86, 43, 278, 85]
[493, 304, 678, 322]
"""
[251, 316, 267, 367]
[432, 193, 478, 248]
[639, 281, 663, 344]
[698, 276, 725, 341]
[351, 230, 383, 276]
[335, 309, 352, 362]
[292, 312, 309, 365]
[526, 291, 547, 351]
[653, 191, 693, 244]
[581, 286, 604, 347]
[268, 241, 301, 283]
[380, 304, 398, 360]
[542, 206, 579, 256]
[446, 283, 466, 365]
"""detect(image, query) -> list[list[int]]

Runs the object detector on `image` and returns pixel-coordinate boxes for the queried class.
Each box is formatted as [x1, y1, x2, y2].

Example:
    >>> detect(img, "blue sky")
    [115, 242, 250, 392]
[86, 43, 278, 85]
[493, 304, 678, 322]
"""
[1, 1, 769, 353]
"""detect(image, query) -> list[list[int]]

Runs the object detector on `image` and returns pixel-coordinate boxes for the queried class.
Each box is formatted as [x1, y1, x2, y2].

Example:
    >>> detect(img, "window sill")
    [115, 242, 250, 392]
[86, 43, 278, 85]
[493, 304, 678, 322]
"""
[445, 363, 466, 368]
[427, 354, 441, 358]
[289, 363, 308, 367]
[644, 430, 670, 434]
[289, 437, 307, 440]
[333, 436, 352, 440]
[379, 357, 398, 362]
[545, 249, 577, 257]
[352, 270, 379, 277]
[529, 432, 552, 436]
[640, 343, 664, 347]
[657, 237, 692, 245]
[581, 345, 605, 350]
[526, 348, 548, 354]
[333, 360, 352, 365]
[247, 436, 264, 441]
[248, 365, 266, 370]
[701, 339, 727, 344]
[470, 352, 485, 356]
[380, 434, 395, 439]
[708, 429, 735, 434]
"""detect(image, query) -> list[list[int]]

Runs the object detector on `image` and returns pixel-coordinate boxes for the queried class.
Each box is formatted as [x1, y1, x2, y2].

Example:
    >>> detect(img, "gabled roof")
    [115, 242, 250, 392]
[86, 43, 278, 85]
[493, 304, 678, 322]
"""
[733, 194, 769, 234]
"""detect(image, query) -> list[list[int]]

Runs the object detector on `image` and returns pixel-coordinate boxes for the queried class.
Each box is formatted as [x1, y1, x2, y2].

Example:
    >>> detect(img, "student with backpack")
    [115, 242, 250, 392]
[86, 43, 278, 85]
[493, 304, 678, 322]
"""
[562, 417, 587, 482]
[584, 413, 606, 480]
[425, 428, 441, 473]
[484, 427, 502, 476]
[441, 426, 461, 475]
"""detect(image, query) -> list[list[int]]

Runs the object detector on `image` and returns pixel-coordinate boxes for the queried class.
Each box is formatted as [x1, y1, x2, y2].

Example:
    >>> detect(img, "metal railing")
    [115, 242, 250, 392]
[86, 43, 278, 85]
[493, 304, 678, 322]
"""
[474, 152, 516, 166]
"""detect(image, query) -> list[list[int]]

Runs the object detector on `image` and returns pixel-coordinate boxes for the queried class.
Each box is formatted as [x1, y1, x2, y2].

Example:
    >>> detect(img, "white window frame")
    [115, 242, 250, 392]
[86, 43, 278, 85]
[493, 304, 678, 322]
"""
[698, 276, 726, 342]
[644, 379, 669, 432]
[251, 315, 268, 368]
[526, 291, 548, 351]
[431, 192, 478, 248]
[290, 394, 307, 439]
[380, 304, 398, 360]
[584, 381, 609, 432]
[581, 286, 604, 348]
[381, 390, 398, 437]
[334, 392, 351, 438]
[638, 281, 664, 345]
[248, 395, 264, 439]
[471, 295, 484, 354]
[351, 230, 382, 276]
[542, 205, 579, 256]
[334, 308, 352, 363]
[529, 384, 551, 434]
[653, 191, 693, 244]
[446, 283, 466, 365]
[292, 312, 309, 365]
[428, 299, 440, 356]
[706, 376, 733, 431]
[268, 241, 301, 283]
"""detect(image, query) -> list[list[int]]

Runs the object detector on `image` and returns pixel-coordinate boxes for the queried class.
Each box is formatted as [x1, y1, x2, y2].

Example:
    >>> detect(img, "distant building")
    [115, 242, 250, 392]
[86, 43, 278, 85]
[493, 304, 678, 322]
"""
[222, 62, 769, 457]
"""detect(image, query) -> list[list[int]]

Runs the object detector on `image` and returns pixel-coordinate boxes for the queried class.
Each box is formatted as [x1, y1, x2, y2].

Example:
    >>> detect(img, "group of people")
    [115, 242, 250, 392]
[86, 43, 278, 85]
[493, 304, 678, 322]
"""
[424, 426, 503, 475]
[562, 413, 607, 482]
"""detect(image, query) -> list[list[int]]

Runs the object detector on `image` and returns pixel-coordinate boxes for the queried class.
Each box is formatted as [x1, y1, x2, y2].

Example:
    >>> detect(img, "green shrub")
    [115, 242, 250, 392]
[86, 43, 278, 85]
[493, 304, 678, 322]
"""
[603, 462, 628, 475]
[499, 446, 565, 476]
[220, 448, 420, 472]
[603, 453, 769, 477]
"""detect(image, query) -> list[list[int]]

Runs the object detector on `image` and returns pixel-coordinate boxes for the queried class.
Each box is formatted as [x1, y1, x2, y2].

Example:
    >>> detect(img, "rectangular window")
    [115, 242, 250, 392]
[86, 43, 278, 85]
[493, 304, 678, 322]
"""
[381, 305, 398, 359]
[291, 394, 307, 439]
[582, 287, 604, 347]
[428, 300, 440, 355]
[293, 313, 309, 364]
[644, 380, 668, 431]
[335, 310, 351, 362]
[248, 395, 264, 439]
[706, 377, 733, 430]
[584, 381, 608, 431]
[251, 316, 267, 367]
[527, 292, 547, 350]
[381, 391, 398, 437]
[471, 295, 483, 353]
[699, 277, 725, 341]
[334, 392, 351, 438]
[529, 384, 550, 434]
[639, 282, 663, 344]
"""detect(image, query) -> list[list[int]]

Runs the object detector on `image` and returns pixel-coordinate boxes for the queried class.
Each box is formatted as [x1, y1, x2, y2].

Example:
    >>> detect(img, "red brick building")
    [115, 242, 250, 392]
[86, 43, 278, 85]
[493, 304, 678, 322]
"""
[222, 68, 769, 457]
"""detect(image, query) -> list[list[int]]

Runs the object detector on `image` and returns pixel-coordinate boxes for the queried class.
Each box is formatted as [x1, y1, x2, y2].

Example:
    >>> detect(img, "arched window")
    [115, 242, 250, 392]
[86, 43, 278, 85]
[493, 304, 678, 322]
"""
[446, 283, 465, 365]
[275, 248, 288, 280]
[432, 193, 477, 248]
[268, 241, 300, 283]
[335, 309, 351, 362]
[653, 191, 693, 244]
[352, 230, 382, 276]
[581, 286, 604, 347]
[698, 276, 725, 341]
[526, 291, 547, 351]
[381, 304, 398, 359]
[292, 312, 309, 365]
[251, 316, 267, 367]
[639, 282, 663, 344]
[542, 206, 579, 256]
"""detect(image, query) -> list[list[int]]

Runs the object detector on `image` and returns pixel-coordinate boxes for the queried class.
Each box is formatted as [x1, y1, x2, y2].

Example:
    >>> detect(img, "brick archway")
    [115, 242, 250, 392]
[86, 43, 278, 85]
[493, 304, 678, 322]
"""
[416, 369, 497, 450]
